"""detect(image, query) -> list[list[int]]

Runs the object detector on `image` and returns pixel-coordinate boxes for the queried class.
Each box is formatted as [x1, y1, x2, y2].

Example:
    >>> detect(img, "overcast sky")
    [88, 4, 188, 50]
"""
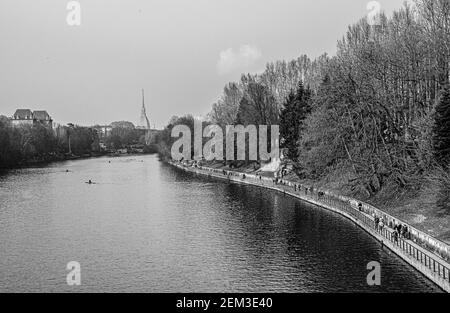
[0, 0, 406, 128]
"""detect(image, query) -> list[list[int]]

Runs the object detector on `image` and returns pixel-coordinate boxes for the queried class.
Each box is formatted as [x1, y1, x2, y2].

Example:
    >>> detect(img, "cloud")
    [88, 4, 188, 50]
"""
[217, 45, 262, 75]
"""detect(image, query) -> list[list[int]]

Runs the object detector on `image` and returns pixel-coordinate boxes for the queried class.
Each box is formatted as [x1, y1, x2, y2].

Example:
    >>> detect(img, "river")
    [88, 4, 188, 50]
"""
[0, 155, 440, 292]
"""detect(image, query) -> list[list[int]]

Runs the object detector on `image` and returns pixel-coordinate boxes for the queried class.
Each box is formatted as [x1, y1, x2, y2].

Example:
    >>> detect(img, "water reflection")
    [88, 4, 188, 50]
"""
[0, 156, 441, 292]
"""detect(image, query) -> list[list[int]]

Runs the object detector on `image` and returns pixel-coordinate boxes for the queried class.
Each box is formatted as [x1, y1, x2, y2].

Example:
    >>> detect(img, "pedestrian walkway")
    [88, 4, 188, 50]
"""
[172, 160, 450, 292]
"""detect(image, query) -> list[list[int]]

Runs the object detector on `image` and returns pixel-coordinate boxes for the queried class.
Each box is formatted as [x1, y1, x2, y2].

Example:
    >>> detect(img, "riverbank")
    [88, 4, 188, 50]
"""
[169, 160, 450, 293]
[0, 151, 158, 171]
[0, 152, 107, 170]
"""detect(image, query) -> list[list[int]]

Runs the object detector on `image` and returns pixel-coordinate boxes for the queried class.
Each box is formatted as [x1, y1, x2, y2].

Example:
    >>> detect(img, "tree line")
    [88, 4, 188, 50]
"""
[158, 0, 450, 203]
[0, 117, 163, 168]
[0, 118, 99, 168]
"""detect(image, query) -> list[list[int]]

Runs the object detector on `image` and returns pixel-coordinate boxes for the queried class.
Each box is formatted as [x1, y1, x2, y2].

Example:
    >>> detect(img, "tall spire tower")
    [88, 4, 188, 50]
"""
[140, 89, 151, 145]
[140, 89, 151, 130]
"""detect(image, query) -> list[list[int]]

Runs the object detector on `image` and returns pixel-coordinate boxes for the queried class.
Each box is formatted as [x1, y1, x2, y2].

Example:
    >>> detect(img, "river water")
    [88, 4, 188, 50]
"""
[0, 155, 440, 292]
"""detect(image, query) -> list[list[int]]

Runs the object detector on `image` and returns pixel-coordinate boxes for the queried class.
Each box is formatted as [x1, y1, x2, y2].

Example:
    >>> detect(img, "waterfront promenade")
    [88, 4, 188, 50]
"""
[170, 161, 450, 293]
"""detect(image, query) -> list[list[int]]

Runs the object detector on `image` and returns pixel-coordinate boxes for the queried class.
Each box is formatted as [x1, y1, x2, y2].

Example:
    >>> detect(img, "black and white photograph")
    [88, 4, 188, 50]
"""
[0, 0, 449, 300]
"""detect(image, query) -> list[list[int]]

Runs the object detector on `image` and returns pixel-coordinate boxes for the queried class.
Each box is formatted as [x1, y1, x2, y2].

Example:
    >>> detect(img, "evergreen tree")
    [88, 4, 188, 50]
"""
[433, 85, 450, 167]
[279, 82, 311, 162]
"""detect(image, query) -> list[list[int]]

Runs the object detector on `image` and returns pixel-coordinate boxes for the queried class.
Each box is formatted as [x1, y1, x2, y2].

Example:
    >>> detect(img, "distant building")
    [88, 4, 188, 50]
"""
[92, 125, 112, 142]
[11, 109, 33, 126]
[32, 111, 52, 127]
[11, 109, 53, 128]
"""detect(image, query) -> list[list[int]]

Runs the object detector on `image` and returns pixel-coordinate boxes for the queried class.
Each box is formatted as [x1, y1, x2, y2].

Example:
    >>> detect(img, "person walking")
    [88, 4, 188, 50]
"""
[379, 218, 384, 234]
[393, 230, 399, 244]
[403, 225, 409, 240]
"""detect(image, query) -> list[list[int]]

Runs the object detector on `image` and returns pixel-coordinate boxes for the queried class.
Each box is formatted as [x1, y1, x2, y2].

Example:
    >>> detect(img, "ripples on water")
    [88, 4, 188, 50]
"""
[0, 155, 441, 292]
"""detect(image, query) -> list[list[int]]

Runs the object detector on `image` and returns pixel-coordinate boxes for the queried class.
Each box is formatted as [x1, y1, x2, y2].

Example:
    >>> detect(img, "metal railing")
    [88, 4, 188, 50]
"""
[317, 192, 450, 284]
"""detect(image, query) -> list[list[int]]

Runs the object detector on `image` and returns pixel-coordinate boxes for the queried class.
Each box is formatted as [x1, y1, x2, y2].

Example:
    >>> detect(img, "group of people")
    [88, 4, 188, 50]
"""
[372, 212, 410, 243]
[393, 221, 410, 241]
[372, 213, 386, 234]
[221, 169, 241, 180]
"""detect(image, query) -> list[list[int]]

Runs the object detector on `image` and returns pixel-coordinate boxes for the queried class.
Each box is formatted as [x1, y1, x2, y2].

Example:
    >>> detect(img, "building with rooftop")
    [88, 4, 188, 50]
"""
[11, 109, 53, 128]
